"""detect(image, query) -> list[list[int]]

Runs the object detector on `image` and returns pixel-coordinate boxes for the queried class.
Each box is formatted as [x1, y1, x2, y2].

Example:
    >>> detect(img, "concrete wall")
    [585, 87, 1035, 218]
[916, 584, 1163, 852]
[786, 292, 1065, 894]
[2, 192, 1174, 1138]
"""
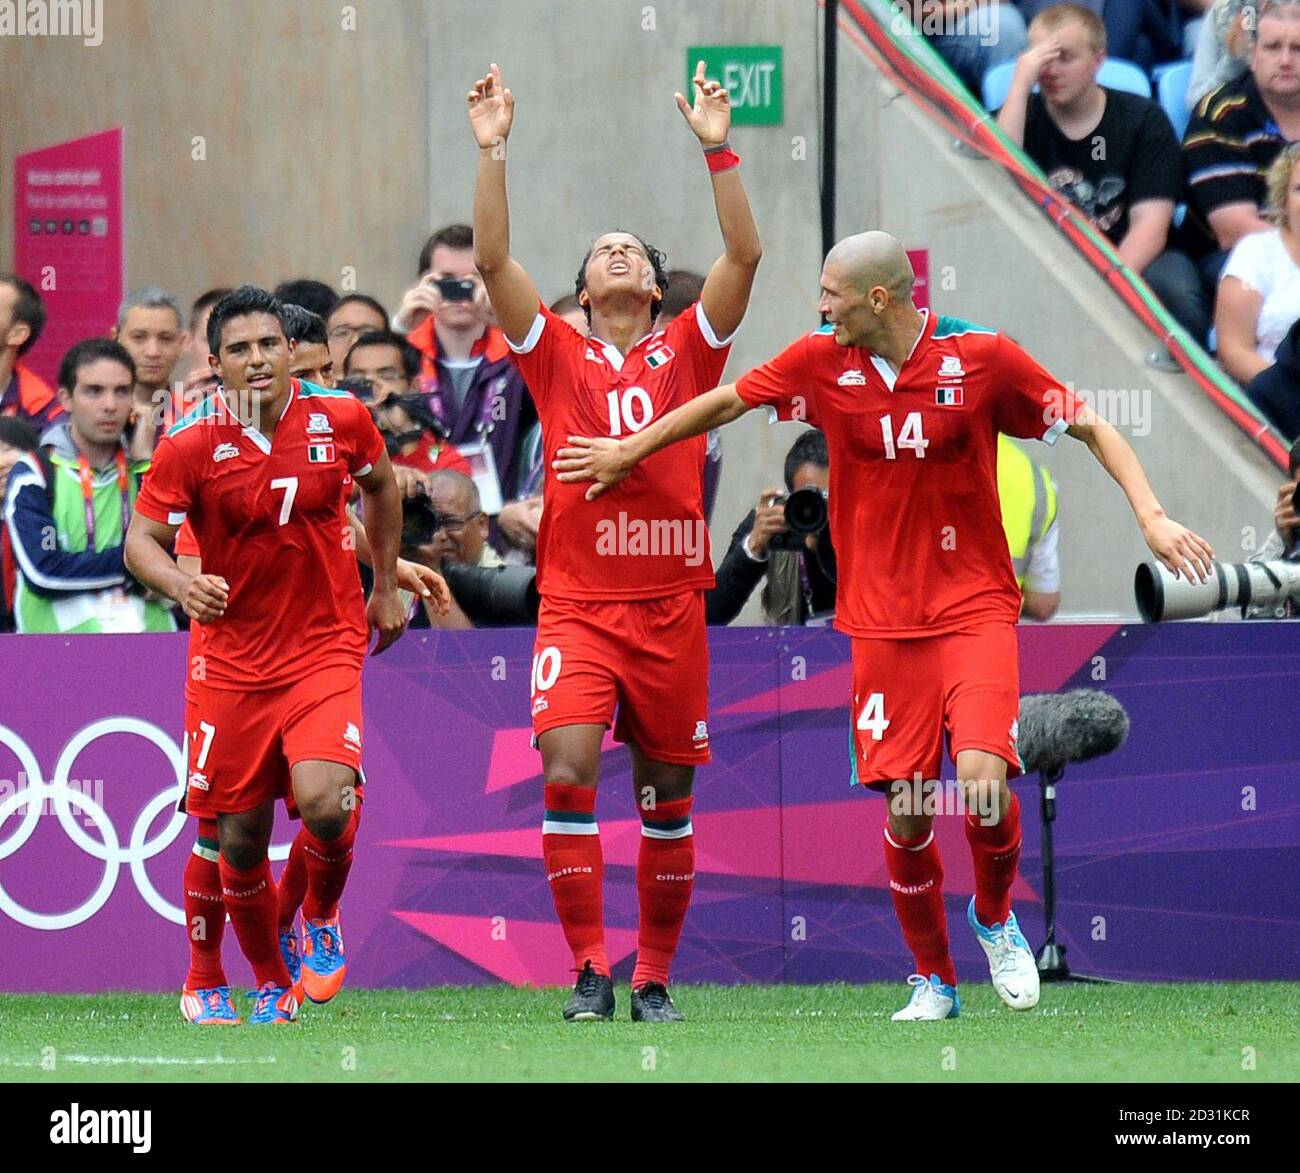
[0, 0, 430, 321]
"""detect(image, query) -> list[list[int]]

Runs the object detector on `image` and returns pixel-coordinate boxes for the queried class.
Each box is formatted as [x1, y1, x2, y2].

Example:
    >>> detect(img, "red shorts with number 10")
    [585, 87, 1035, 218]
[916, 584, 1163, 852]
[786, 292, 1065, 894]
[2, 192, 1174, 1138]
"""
[849, 621, 1023, 790]
[530, 591, 711, 765]
[182, 666, 365, 817]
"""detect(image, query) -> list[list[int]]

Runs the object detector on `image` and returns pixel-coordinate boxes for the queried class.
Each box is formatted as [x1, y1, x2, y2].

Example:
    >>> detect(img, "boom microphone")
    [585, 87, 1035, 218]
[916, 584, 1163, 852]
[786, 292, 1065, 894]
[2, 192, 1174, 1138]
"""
[1017, 689, 1130, 778]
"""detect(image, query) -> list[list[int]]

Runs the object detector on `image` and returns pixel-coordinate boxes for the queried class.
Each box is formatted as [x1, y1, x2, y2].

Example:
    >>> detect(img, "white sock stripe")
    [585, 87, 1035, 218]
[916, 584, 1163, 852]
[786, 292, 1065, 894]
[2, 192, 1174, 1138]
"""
[640, 821, 694, 840]
[191, 841, 219, 862]
[541, 820, 600, 836]
[883, 827, 935, 852]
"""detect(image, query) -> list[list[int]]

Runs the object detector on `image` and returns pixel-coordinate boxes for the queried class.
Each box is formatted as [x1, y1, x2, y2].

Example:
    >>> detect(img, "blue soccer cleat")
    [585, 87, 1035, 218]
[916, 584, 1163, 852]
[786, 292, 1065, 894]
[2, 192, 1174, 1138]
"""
[891, 973, 961, 1021]
[247, 981, 299, 1025]
[180, 985, 242, 1026]
[301, 914, 347, 1004]
[279, 922, 303, 1002]
[968, 897, 1040, 1010]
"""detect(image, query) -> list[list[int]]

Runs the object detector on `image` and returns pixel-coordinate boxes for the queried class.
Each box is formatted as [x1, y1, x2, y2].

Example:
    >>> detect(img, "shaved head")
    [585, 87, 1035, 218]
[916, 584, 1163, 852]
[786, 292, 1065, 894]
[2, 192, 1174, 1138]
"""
[824, 231, 914, 297]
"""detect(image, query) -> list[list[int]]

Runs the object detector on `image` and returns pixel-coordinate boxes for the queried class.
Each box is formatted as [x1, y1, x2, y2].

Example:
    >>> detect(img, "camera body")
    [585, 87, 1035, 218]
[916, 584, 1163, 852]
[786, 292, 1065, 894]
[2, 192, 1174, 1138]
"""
[768, 486, 829, 551]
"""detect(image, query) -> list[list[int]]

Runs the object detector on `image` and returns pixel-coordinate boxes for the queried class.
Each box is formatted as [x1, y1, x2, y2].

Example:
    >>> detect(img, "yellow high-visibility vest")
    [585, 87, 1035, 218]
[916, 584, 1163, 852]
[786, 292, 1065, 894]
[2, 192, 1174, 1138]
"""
[998, 434, 1058, 589]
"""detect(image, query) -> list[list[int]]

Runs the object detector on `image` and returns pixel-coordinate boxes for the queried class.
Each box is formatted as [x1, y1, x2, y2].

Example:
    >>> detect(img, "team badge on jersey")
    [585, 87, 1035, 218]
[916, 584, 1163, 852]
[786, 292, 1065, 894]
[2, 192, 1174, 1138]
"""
[307, 413, 333, 434]
[308, 441, 336, 463]
[692, 720, 709, 743]
[645, 345, 676, 370]
[938, 355, 964, 378]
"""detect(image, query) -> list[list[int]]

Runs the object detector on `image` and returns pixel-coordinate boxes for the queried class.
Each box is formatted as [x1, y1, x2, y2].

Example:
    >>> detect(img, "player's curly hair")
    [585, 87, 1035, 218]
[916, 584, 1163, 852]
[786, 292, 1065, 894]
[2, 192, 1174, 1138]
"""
[574, 232, 668, 325]
[207, 285, 289, 356]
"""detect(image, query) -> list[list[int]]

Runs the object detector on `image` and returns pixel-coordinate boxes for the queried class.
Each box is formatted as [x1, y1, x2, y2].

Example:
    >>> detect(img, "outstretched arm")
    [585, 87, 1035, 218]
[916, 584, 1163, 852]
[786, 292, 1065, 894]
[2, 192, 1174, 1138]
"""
[676, 60, 762, 339]
[1065, 408, 1215, 582]
[554, 383, 750, 500]
[469, 62, 543, 345]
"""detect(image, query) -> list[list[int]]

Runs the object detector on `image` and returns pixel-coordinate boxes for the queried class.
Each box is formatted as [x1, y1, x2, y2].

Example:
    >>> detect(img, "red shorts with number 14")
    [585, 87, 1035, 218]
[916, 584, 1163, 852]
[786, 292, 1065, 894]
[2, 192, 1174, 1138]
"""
[849, 621, 1023, 790]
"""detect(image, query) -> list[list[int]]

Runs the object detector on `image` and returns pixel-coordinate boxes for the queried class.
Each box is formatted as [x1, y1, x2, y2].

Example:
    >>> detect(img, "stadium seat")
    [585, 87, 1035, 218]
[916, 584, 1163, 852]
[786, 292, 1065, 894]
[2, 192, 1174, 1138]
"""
[1158, 59, 1194, 140]
[982, 56, 1152, 112]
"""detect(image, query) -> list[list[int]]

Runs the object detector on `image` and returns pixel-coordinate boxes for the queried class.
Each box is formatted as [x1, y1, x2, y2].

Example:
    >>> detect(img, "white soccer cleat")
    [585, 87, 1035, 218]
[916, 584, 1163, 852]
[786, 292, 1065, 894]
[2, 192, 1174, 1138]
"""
[891, 973, 960, 1021]
[967, 897, 1040, 1010]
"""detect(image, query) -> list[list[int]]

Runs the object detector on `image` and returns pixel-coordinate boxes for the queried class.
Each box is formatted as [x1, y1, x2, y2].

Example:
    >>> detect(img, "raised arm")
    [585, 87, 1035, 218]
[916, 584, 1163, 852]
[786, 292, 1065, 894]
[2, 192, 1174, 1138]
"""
[554, 383, 750, 500]
[469, 62, 543, 345]
[677, 60, 762, 339]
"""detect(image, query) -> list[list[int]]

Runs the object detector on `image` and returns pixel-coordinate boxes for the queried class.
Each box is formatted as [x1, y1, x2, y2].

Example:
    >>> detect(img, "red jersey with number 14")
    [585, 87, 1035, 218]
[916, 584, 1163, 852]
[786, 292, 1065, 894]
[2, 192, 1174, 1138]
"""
[508, 300, 733, 601]
[735, 311, 1084, 638]
[134, 379, 386, 690]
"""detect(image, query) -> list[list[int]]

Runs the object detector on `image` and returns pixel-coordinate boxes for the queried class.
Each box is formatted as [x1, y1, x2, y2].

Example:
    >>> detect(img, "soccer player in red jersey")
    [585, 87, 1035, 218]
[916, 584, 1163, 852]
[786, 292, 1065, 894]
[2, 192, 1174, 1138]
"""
[125, 285, 413, 1025]
[468, 61, 761, 1021]
[556, 231, 1214, 1020]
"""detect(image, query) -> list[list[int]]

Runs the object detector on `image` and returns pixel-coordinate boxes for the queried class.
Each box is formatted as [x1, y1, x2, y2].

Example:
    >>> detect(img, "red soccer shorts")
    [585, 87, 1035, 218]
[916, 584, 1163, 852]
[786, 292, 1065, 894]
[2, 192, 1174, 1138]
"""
[182, 666, 364, 817]
[849, 621, 1023, 790]
[531, 591, 710, 765]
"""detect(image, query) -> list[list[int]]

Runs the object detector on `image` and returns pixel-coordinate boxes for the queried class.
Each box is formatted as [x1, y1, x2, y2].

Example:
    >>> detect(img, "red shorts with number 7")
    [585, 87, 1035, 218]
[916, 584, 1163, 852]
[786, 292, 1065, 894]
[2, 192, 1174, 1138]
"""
[849, 621, 1023, 790]
[182, 666, 365, 817]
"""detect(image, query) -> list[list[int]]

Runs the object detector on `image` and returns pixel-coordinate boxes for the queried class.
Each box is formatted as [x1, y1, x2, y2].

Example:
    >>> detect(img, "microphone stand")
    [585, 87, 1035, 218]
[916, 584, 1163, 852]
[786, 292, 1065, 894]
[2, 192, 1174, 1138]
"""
[1034, 766, 1116, 984]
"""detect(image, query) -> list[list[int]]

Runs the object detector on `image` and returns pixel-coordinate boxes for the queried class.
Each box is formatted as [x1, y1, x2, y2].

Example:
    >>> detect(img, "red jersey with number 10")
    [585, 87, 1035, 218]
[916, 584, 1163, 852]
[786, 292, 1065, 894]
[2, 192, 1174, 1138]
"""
[508, 300, 733, 601]
[134, 379, 386, 689]
[735, 311, 1084, 638]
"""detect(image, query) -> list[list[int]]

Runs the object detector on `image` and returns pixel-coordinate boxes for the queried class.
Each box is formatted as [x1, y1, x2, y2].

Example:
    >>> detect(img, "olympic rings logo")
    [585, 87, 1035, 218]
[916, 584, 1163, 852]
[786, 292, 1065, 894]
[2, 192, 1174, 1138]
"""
[0, 719, 288, 932]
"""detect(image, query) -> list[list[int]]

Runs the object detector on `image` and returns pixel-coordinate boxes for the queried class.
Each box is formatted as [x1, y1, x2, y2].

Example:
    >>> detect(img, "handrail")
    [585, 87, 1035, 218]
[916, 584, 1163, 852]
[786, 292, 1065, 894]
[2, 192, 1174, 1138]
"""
[832, 0, 1291, 470]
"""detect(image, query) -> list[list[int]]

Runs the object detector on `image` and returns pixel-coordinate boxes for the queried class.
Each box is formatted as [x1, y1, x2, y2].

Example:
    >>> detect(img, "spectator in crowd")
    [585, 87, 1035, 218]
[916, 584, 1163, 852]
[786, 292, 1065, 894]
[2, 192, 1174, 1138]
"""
[326, 293, 389, 372]
[343, 329, 471, 477]
[2, 339, 176, 634]
[708, 430, 1061, 625]
[402, 469, 504, 629]
[707, 429, 835, 626]
[1242, 313, 1300, 438]
[1018, 1, 1208, 70]
[656, 269, 726, 522]
[897, 2, 1030, 93]
[1188, 0, 1253, 108]
[272, 277, 338, 320]
[394, 223, 537, 552]
[0, 274, 62, 430]
[998, 4, 1210, 341]
[1183, 0, 1300, 287]
[0, 417, 39, 632]
[179, 287, 230, 398]
[281, 304, 336, 387]
[1216, 143, 1300, 391]
[113, 286, 190, 458]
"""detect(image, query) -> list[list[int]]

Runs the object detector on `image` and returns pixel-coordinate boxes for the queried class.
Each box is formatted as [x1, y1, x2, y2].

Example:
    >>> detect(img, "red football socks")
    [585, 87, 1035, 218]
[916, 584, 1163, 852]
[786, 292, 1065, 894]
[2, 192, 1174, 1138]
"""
[218, 856, 291, 989]
[300, 810, 358, 923]
[183, 820, 226, 989]
[632, 795, 695, 989]
[883, 825, 956, 988]
[966, 789, 1022, 928]
[542, 782, 608, 976]
[277, 829, 309, 932]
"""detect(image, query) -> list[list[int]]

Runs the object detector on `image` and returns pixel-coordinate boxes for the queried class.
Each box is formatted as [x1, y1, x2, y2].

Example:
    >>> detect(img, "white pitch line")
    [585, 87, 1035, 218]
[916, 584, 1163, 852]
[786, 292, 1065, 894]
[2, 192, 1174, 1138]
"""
[0, 1054, 279, 1067]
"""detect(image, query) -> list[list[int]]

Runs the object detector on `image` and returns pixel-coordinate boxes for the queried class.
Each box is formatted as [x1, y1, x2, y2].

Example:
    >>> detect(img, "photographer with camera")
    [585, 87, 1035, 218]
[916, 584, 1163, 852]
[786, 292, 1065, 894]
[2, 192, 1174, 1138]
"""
[707, 429, 834, 626]
[342, 330, 471, 478]
[401, 469, 538, 630]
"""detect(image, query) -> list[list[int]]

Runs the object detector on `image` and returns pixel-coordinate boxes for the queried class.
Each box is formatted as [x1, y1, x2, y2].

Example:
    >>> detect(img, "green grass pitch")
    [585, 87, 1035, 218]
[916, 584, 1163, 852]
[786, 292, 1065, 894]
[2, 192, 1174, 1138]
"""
[1, 983, 1296, 1083]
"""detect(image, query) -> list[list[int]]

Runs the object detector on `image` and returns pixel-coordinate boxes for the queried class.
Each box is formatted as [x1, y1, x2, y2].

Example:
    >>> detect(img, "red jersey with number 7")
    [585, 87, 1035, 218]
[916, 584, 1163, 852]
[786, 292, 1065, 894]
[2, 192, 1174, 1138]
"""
[134, 379, 386, 689]
[735, 311, 1084, 638]
[508, 300, 734, 601]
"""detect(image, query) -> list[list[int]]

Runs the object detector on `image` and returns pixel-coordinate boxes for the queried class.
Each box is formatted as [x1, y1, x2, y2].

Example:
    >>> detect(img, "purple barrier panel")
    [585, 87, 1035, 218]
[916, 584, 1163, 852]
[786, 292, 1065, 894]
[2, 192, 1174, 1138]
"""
[0, 624, 1296, 991]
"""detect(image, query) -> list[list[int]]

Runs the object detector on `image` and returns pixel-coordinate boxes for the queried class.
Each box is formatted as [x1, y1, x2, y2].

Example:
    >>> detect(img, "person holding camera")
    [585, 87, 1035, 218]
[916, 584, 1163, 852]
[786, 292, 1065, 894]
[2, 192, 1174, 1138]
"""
[393, 223, 537, 546]
[707, 429, 834, 626]
[1246, 438, 1300, 617]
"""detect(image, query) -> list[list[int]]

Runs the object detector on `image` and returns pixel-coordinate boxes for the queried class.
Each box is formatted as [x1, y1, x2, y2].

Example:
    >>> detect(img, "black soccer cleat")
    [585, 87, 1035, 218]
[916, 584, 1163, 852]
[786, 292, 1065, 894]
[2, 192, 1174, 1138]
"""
[630, 982, 684, 1023]
[562, 960, 615, 1022]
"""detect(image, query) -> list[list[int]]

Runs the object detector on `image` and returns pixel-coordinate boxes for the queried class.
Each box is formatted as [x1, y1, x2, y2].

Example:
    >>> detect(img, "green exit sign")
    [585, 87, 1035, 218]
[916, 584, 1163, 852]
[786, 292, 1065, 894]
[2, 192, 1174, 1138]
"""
[688, 45, 783, 126]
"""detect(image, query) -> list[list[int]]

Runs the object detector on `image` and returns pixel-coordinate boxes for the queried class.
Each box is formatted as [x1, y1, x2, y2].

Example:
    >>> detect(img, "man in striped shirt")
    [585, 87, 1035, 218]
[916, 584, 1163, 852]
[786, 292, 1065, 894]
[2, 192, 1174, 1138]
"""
[1183, 1, 1300, 282]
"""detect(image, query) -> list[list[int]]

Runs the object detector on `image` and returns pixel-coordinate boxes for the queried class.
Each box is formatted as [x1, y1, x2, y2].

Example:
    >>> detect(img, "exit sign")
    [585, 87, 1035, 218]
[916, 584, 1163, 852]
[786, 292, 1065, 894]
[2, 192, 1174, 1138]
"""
[688, 45, 783, 126]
